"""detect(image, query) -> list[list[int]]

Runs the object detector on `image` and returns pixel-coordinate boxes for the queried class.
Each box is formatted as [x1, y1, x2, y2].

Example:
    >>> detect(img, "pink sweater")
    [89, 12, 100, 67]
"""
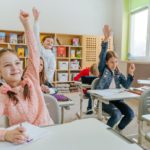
[0, 30, 54, 141]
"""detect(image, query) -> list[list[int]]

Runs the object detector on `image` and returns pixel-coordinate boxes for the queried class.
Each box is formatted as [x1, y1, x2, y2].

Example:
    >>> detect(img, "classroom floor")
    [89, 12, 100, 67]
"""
[63, 92, 150, 150]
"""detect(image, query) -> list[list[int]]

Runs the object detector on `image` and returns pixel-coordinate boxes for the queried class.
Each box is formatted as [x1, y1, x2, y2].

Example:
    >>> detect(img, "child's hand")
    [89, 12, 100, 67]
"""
[103, 25, 111, 42]
[128, 63, 135, 76]
[41, 84, 50, 94]
[32, 7, 40, 21]
[4, 126, 28, 144]
[19, 10, 29, 27]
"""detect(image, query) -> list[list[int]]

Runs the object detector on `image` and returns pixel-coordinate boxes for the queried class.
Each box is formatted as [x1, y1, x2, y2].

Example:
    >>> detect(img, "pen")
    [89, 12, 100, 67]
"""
[20, 123, 33, 143]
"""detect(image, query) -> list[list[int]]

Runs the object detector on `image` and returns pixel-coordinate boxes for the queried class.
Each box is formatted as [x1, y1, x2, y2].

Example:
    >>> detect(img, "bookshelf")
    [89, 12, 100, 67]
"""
[0, 30, 113, 92]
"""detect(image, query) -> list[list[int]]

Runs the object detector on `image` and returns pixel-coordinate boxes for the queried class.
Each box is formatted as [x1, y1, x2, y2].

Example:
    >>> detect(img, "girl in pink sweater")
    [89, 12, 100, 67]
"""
[0, 10, 54, 144]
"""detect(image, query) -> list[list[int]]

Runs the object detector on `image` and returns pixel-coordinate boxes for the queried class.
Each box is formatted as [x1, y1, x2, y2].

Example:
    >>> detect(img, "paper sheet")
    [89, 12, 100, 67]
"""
[0, 122, 48, 150]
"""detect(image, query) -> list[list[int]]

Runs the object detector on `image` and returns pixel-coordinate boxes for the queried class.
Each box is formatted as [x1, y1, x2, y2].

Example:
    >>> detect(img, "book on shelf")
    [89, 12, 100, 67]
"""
[9, 33, 18, 43]
[16, 45, 28, 57]
[17, 34, 25, 43]
[76, 50, 81, 58]
[57, 46, 66, 57]
[72, 38, 79, 46]
[0, 32, 6, 43]
[70, 49, 75, 58]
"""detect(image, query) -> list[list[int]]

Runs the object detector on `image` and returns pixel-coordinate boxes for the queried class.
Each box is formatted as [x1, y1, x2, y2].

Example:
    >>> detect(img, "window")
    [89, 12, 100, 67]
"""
[129, 7, 150, 60]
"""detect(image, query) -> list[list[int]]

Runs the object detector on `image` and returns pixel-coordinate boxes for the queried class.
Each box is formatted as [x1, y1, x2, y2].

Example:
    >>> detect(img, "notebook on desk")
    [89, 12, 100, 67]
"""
[0, 122, 48, 150]
[81, 76, 97, 85]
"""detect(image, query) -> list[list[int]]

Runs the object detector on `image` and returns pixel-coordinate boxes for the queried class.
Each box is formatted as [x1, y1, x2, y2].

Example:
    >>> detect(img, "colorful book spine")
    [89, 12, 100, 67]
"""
[9, 33, 17, 43]
[16, 46, 25, 57]
[57, 46, 66, 57]
[0, 32, 6, 43]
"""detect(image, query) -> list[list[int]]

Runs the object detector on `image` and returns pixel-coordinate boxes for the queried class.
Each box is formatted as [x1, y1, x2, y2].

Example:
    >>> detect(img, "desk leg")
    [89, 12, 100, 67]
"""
[61, 107, 64, 124]
[98, 99, 103, 120]
[80, 97, 83, 118]
[138, 120, 143, 145]
[76, 97, 83, 119]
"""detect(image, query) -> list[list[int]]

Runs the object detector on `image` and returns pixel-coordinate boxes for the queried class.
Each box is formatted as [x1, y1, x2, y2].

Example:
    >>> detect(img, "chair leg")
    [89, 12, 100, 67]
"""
[138, 120, 144, 145]
[61, 107, 64, 124]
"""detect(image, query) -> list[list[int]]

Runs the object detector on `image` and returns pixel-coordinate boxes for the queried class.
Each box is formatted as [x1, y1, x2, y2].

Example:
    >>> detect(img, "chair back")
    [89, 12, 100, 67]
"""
[44, 94, 61, 124]
[138, 89, 150, 120]
[91, 78, 100, 90]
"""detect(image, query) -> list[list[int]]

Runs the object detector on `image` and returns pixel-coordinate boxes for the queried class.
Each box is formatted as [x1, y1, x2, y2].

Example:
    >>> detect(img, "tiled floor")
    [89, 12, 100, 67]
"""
[63, 92, 150, 150]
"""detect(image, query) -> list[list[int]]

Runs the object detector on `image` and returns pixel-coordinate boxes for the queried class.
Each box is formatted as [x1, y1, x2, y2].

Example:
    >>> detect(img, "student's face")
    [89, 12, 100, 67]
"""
[43, 38, 54, 49]
[39, 59, 44, 73]
[106, 57, 118, 71]
[0, 52, 23, 84]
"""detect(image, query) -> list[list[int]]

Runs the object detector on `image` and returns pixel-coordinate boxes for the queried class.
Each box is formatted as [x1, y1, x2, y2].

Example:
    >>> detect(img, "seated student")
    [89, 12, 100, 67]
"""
[73, 63, 98, 81]
[0, 10, 53, 144]
[39, 57, 57, 94]
[96, 25, 135, 130]
[73, 64, 99, 114]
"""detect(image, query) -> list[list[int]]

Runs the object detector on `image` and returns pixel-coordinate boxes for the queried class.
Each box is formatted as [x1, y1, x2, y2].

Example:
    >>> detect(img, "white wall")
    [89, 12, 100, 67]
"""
[0, 0, 114, 35]
[0, 0, 127, 72]
[112, 0, 127, 74]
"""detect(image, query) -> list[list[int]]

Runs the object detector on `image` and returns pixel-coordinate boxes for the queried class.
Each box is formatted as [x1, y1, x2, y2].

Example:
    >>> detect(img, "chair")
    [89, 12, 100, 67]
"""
[74, 81, 92, 118]
[91, 78, 110, 121]
[138, 89, 150, 144]
[44, 94, 61, 124]
[91, 78, 100, 111]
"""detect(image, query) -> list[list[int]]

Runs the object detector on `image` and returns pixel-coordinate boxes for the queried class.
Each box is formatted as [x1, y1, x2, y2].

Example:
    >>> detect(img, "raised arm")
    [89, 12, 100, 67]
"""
[20, 10, 40, 82]
[98, 25, 111, 75]
[32, 7, 47, 58]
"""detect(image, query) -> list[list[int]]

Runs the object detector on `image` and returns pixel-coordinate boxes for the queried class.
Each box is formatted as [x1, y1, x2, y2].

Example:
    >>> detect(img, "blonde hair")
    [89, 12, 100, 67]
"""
[39, 57, 47, 85]
[90, 63, 98, 76]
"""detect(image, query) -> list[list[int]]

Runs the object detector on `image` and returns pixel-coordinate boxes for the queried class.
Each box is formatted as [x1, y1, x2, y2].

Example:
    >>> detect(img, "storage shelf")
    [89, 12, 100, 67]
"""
[57, 69, 69, 71]
[57, 57, 69, 59]
[54, 45, 82, 48]
[0, 42, 26, 46]
[70, 58, 82, 60]
[0, 29, 85, 85]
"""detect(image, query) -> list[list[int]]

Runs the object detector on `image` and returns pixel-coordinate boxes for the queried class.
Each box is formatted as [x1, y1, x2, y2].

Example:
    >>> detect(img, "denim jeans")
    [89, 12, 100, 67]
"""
[103, 100, 134, 129]
[86, 93, 92, 110]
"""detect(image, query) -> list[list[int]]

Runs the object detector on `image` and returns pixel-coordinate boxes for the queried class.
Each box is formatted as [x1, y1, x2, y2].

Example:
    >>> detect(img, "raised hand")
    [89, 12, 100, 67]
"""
[19, 10, 30, 29]
[4, 126, 28, 144]
[32, 7, 40, 21]
[41, 84, 50, 94]
[103, 24, 111, 42]
[128, 63, 135, 76]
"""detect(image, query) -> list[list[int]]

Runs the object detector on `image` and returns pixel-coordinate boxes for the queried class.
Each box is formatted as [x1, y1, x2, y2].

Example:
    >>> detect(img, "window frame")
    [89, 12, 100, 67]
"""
[128, 6, 150, 61]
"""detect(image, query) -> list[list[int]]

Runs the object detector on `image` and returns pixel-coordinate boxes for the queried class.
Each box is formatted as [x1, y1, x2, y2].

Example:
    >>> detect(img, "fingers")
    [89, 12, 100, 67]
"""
[32, 7, 39, 20]
[20, 10, 29, 18]
[13, 134, 28, 144]
[129, 63, 135, 70]
[103, 24, 111, 41]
